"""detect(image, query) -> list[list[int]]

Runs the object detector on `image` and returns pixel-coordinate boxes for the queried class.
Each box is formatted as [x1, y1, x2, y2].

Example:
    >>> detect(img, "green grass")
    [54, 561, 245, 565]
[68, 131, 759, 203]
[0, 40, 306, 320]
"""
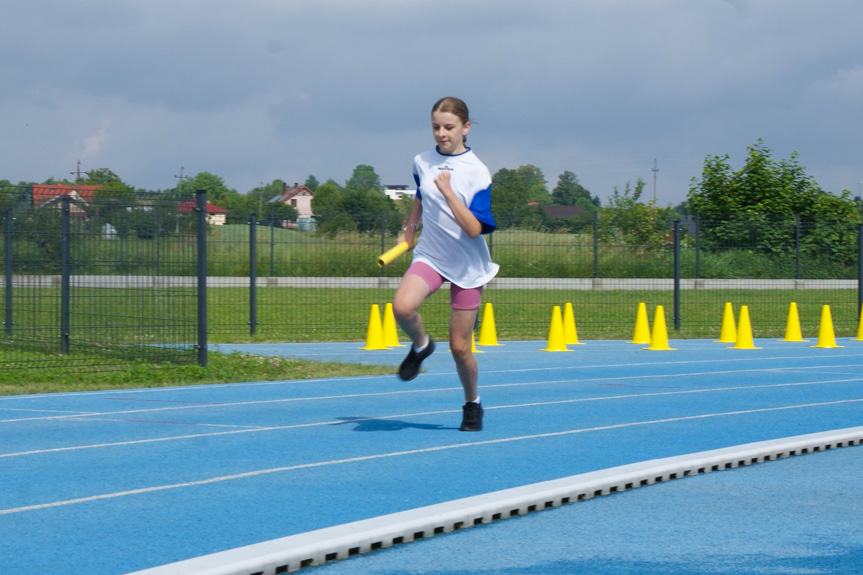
[2, 285, 859, 396]
[206, 287, 861, 342]
[0, 350, 392, 396]
[3, 221, 861, 393]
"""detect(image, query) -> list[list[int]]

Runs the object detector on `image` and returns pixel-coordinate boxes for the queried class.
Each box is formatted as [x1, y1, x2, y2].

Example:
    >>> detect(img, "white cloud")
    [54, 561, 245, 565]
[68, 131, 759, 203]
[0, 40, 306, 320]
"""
[79, 119, 111, 160]
[1, 0, 862, 202]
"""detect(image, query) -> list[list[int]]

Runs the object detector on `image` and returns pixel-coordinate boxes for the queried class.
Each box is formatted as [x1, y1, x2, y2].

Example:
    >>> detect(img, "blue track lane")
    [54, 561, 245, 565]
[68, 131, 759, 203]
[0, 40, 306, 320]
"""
[1, 339, 862, 574]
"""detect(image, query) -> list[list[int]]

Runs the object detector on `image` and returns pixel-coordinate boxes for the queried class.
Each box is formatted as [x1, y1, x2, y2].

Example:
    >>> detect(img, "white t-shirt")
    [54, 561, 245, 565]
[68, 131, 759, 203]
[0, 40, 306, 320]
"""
[411, 147, 499, 289]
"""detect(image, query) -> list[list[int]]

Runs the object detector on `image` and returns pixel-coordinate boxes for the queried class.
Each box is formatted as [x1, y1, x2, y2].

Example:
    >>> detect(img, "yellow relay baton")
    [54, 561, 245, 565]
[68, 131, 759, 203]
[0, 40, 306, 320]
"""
[376, 241, 411, 268]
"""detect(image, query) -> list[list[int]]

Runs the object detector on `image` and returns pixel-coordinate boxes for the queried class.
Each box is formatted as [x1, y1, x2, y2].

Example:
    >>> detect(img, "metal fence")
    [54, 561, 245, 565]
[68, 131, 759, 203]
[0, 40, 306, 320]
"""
[2, 186, 862, 373]
[1, 189, 205, 370]
[205, 213, 863, 344]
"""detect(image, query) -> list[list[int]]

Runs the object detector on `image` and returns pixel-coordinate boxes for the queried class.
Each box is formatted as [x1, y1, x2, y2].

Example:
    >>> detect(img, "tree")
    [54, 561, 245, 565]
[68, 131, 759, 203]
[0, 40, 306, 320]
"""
[0, 180, 31, 214]
[182, 172, 249, 224]
[517, 164, 551, 205]
[82, 168, 133, 192]
[687, 140, 862, 258]
[342, 165, 398, 233]
[491, 168, 529, 228]
[600, 179, 677, 249]
[183, 172, 238, 205]
[552, 171, 597, 211]
[304, 175, 319, 192]
[268, 201, 298, 223]
[311, 179, 351, 235]
[345, 165, 383, 194]
[247, 180, 286, 217]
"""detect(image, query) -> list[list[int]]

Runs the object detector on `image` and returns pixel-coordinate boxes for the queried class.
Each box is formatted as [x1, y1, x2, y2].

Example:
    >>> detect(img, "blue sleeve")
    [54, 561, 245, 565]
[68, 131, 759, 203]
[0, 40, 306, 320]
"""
[413, 172, 422, 199]
[469, 184, 496, 234]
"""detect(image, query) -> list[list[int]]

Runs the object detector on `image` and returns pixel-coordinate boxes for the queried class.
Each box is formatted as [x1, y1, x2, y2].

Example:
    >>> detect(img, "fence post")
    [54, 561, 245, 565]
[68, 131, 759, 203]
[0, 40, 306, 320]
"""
[60, 196, 71, 354]
[269, 207, 275, 277]
[858, 224, 862, 322]
[249, 213, 258, 336]
[593, 210, 599, 279]
[673, 220, 681, 331]
[695, 215, 701, 279]
[4, 211, 13, 335]
[380, 209, 386, 277]
[795, 215, 801, 280]
[195, 190, 208, 367]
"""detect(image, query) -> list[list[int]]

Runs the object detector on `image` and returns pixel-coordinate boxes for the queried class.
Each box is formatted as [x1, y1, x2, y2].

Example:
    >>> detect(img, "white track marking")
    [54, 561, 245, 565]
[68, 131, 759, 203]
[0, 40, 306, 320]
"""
[2, 378, 861, 459]
[3, 363, 862, 424]
[1, 352, 860, 404]
[2, 397, 862, 517]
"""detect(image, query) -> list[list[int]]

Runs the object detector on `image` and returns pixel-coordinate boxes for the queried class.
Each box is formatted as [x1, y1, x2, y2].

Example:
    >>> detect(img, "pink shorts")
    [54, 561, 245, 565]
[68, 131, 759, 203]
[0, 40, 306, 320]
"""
[406, 262, 483, 310]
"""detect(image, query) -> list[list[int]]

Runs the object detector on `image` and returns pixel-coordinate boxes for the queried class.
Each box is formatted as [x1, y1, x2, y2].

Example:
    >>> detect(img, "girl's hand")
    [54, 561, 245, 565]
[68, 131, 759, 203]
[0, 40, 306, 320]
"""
[434, 171, 455, 199]
[434, 170, 482, 238]
[398, 224, 418, 248]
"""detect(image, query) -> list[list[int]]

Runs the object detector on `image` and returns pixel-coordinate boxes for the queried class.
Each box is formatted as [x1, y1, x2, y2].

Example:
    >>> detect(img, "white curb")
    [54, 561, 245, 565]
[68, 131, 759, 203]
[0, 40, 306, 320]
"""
[127, 426, 863, 575]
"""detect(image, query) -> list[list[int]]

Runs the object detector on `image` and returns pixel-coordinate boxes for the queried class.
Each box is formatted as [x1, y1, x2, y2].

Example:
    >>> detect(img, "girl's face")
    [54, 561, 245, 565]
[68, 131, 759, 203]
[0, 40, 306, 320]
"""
[432, 111, 470, 155]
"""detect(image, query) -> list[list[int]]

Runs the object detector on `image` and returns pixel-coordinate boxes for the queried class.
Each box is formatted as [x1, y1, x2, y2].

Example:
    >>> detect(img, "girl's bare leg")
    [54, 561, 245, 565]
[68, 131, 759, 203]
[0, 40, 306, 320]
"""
[393, 274, 431, 348]
[449, 307, 479, 403]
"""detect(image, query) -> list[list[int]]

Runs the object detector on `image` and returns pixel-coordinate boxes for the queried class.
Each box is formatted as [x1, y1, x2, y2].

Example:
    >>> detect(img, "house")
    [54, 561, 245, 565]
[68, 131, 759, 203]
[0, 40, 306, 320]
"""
[31, 183, 100, 216]
[268, 183, 315, 229]
[177, 200, 228, 225]
[543, 205, 586, 220]
[383, 185, 415, 201]
[269, 183, 314, 219]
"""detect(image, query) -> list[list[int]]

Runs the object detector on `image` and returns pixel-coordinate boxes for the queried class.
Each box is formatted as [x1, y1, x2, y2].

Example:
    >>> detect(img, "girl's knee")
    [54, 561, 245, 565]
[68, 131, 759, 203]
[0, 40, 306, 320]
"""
[449, 336, 472, 358]
[392, 297, 416, 321]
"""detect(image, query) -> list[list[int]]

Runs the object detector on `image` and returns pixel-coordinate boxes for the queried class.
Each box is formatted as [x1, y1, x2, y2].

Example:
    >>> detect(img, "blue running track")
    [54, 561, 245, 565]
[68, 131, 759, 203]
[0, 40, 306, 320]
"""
[1, 338, 862, 574]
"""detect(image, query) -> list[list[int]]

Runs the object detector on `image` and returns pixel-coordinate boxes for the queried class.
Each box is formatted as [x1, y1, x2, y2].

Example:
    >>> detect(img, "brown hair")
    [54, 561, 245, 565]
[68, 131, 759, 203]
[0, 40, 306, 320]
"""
[431, 97, 471, 144]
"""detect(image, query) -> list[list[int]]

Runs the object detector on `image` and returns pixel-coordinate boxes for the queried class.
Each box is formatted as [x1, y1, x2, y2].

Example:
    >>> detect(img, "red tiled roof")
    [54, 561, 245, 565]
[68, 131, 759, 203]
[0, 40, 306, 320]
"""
[177, 200, 228, 213]
[269, 184, 314, 204]
[32, 183, 100, 206]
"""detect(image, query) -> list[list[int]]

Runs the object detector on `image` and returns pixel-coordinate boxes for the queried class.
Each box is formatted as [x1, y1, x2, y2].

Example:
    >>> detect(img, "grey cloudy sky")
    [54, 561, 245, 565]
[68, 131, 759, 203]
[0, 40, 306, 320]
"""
[1, 0, 862, 205]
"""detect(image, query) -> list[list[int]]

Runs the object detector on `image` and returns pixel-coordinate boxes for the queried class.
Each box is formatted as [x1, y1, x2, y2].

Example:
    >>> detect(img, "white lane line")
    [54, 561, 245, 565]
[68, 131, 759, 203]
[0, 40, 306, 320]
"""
[3, 397, 862, 517]
[3, 363, 862, 424]
[2, 377, 862, 459]
[1, 352, 860, 404]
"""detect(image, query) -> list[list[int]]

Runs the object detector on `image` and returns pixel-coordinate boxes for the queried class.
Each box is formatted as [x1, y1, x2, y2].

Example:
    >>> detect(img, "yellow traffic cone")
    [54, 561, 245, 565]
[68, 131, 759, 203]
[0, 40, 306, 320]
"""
[629, 302, 651, 344]
[360, 304, 387, 350]
[811, 305, 843, 348]
[471, 331, 483, 353]
[645, 305, 675, 350]
[563, 302, 585, 345]
[382, 303, 404, 347]
[731, 305, 760, 349]
[715, 302, 736, 343]
[478, 302, 501, 346]
[855, 303, 863, 342]
[542, 306, 572, 352]
[781, 302, 806, 342]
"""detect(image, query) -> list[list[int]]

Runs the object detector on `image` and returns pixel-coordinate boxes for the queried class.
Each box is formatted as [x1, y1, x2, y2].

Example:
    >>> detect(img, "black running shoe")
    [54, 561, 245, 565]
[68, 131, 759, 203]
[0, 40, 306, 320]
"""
[460, 401, 483, 431]
[397, 337, 435, 381]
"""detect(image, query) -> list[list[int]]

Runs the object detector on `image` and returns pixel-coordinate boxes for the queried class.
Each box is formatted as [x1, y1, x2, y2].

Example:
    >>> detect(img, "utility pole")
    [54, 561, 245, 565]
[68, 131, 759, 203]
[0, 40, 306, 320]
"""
[652, 159, 659, 203]
[175, 167, 187, 192]
[71, 160, 87, 184]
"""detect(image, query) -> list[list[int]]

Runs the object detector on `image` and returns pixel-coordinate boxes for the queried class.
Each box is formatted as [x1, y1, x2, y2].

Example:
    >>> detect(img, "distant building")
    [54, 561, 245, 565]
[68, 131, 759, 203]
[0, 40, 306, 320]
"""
[383, 185, 415, 201]
[31, 183, 100, 216]
[177, 200, 228, 225]
[543, 205, 586, 220]
[268, 183, 315, 229]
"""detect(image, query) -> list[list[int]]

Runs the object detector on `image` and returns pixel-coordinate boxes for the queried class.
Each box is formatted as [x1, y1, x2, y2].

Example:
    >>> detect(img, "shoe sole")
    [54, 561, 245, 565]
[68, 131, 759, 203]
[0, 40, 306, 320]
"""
[397, 341, 435, 381]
